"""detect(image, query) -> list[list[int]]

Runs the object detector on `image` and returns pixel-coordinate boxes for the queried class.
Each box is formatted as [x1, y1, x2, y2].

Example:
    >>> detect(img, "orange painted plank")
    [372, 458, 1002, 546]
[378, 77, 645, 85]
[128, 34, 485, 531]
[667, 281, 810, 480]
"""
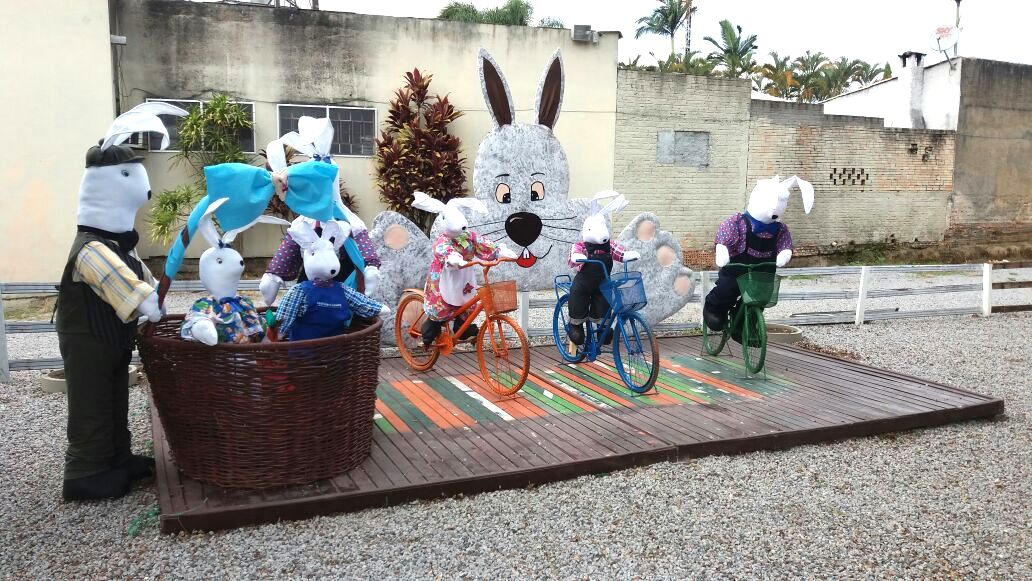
[581, 360, 683, 406]
[660, 358, 763, 400]
[391, 379, 466, 430]
[525, 371, 601, 412]
[375, 399, 412, 433]
[545, 366, 639, 408]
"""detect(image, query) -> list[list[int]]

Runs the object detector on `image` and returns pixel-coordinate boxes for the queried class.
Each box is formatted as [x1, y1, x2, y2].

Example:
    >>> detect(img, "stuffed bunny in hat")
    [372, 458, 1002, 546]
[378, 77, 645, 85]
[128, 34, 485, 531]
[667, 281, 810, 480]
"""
[261, 118, 381, 304]
[55, 101, 187, 501]
[703, 175, 814, 331]
[566, 192, 641, 345]
[180, 198, 289, 345]
[274, 218, 390, 341]
[412, 191, 517, 346]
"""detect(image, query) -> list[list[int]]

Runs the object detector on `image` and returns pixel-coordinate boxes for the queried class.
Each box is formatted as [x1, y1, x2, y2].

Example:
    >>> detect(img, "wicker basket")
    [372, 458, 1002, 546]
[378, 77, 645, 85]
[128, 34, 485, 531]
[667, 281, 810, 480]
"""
[478, 280, 518, 315]
[601, 271, 648, 314]
[138, 315, 383, 489]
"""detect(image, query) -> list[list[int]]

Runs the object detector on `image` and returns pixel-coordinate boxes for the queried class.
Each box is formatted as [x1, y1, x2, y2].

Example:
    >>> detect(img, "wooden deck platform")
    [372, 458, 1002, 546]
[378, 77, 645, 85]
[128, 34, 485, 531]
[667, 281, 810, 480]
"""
[153, 336, 1003, 534]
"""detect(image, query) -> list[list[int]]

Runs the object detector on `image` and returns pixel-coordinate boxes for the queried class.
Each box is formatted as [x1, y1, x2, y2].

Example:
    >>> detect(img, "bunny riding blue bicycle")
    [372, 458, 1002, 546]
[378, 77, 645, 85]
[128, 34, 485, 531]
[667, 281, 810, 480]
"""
[551, 257, 660, 394]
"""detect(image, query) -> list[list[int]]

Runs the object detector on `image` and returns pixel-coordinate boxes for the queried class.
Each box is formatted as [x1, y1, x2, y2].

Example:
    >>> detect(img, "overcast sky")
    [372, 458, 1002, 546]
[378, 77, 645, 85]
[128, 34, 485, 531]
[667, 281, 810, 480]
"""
[317, 0, 1028, 69]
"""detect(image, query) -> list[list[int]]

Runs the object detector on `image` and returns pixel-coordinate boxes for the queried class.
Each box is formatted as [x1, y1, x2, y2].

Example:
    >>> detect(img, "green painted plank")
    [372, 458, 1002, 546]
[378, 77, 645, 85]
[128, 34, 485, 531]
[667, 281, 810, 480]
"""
[518, 378, 583, 415]
[423, 377, 502, 424]
[376, 382, 437, 432]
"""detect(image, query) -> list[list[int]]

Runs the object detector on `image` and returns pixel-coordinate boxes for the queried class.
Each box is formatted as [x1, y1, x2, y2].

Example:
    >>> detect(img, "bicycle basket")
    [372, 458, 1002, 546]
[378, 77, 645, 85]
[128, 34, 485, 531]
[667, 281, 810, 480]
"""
[736, 270, 781, 308]
[601, 271, 647, 314]
[478, 280, 518, 315]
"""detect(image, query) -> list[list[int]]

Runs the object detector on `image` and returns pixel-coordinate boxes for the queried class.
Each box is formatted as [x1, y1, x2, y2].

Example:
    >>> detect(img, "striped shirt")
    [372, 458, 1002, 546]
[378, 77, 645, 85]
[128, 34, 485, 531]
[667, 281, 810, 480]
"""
[74, 242, 156, 323]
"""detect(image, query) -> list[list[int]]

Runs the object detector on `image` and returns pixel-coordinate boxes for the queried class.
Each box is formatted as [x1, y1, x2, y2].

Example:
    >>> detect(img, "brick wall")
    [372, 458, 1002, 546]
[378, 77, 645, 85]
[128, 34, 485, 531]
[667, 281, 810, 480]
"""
[748, 100, 955, 247]
[614, 70, 751, 245]
[614, 70, 957, 252]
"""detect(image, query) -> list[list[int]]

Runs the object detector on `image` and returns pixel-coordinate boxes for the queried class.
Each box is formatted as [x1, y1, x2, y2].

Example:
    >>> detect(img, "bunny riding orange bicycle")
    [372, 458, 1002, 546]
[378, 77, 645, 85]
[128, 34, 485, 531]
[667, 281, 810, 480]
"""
[395, 257, 530, 397]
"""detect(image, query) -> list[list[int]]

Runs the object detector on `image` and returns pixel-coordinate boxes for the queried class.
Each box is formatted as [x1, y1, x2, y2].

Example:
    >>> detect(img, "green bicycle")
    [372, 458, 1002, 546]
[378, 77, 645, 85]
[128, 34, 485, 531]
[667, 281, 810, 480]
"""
[702, 262, 782, 374]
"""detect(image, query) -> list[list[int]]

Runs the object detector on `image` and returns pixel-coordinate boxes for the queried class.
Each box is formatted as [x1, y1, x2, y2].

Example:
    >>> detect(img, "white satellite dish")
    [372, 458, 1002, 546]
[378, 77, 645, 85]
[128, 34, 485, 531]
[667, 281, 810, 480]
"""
[929, 25, 960, 53]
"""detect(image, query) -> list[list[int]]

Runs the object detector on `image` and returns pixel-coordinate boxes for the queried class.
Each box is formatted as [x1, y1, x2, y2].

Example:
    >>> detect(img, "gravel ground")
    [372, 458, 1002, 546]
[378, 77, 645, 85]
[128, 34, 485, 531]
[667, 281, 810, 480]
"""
[1, 274, 1030, 579]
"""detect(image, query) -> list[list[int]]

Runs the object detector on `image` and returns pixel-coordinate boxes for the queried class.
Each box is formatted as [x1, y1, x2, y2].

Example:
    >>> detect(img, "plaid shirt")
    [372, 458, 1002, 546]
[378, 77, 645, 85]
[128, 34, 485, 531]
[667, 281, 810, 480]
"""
[714, 213, 793, 259]
[74, 242, 156, 323]
[275, 279, 384, 339]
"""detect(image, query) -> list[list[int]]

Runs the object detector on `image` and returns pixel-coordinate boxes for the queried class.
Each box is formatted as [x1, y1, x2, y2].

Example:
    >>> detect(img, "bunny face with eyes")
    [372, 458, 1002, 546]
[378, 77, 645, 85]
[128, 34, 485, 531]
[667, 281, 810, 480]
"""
[746, 175, 814, 225]
[289, 218, 351, 282]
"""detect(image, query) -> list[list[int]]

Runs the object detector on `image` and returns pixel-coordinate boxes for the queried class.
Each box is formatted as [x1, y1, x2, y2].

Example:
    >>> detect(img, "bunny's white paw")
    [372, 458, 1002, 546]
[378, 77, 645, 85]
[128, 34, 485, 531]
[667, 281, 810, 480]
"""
[497, 244, 518, 260]
[260, 273, 283, 306]
[715, 245, 731, 268]
[138, 293, 162, 323]
[446, 252, 466, 268]
[192, 319, 219, 346]
[363, 266, 381, 297]
[379, 305, 392, 317]
[571, 252, 587, 263]
[776, 249, 792, 268]
[623, 250, 641, 262]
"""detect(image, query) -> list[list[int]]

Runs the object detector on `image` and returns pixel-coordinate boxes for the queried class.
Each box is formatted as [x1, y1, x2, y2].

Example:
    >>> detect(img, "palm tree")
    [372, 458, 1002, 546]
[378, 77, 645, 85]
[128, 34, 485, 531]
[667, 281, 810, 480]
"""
[635, 0, 692, 58]
[683, 1, 698, 55]
[755, 51, 799, 99]
[703, 19, 758, 79]
[854, 61, 890, 85]
[812, 57, 863, 100]
[650, 50, 716, 76]
[793, 50, 830, 102]
[438, 1, 532, 26]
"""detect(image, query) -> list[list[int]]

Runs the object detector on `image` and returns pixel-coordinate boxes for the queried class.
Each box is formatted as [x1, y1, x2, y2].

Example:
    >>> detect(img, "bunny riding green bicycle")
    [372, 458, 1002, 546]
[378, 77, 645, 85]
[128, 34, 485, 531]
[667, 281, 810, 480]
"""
[702, 262, 781, 374]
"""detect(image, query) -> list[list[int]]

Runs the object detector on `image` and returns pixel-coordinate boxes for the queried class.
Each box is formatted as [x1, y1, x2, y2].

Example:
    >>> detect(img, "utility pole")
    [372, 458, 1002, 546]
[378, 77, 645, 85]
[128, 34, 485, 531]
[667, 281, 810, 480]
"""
[954, 0, 961, 57]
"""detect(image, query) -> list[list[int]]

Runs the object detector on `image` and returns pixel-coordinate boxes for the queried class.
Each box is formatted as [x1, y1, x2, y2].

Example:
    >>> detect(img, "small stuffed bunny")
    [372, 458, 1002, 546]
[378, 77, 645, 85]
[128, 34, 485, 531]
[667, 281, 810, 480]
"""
[261, 118, 382, 304]
[566, 192, 641, 345]
[412, 191, 518, 346]
[274, 218, 390, 341]
[703, 175, 814, 331]
[56, 101, 187, 501]
[180, 198, 289, 346]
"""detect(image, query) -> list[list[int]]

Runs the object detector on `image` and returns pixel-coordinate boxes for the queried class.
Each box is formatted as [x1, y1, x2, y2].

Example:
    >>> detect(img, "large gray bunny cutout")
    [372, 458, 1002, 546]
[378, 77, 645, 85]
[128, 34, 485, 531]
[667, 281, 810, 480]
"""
[369, 48, 695, 343]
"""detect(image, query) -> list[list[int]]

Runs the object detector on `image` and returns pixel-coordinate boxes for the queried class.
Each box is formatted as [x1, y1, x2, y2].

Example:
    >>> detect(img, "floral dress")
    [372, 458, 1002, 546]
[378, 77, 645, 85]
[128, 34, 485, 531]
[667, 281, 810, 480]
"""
[180, 295, 266, 344]
[423, 231, 501, 321]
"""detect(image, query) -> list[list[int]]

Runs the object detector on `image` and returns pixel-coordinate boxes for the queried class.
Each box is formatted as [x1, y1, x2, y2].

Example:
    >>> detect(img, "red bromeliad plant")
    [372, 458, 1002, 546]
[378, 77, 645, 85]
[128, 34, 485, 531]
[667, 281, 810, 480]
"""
[376, 68, 466, 234]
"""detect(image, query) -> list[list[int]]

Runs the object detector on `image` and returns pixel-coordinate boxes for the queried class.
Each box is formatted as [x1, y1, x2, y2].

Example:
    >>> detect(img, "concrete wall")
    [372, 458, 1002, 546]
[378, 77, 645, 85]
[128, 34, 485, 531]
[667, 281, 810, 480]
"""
[0, 0, 114, 282]
[921, 60, 962, 130]
[613, 70, 751, 246]
[748, 101, 955, 247]
[822, 78, 903, 126]
[613, 70, 955, 251]
[952, 58, 1032, 224]
[113, 0, 619, 259]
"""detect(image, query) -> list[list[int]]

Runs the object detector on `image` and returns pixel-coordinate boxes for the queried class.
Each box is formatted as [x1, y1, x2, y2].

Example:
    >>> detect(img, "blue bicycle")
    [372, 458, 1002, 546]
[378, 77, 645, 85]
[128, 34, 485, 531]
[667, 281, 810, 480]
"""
[552, 258, 660, 394]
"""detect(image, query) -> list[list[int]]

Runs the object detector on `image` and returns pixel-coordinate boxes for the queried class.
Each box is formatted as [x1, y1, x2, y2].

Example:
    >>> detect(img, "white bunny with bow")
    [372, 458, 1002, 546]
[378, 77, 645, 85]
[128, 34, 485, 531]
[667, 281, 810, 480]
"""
[182, 198, 290, 346]
[572, 191, 641, 263]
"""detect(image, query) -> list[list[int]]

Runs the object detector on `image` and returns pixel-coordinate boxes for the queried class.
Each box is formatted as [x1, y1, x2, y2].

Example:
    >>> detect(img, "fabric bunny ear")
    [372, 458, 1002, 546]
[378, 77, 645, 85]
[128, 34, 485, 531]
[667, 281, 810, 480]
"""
[198, 198, 230, 248]
[265, 138, 289, 172]
[320, 220, 351, 250]
[287, 216, 320, 250]
[589, 190, 621, 215]
[447, 197, 488, 216]
[780, 175, 815, 214]
[534, 48, 564, 130]
[411, 191, 448, 214]
[601, 194, 629, 216]
[478, 48, 515, 128]
[100, 101, 188, 151]
[297, 116, 334, 157]
[222, 214, 290, 245]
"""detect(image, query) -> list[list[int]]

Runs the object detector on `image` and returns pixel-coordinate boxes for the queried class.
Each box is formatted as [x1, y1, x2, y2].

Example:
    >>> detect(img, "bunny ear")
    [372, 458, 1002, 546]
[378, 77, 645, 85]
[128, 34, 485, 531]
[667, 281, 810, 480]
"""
[287, 216, 320, 249]
[780, 175, 815, 214]
[447, 197, 488, 215]
[534, 49, 564, 130]
[478, 48, 515, 128]
[588, 190, 620, 215]
[100, 101, 188, 151]
[601, 194, 629, 216]
[198, 198, 229, 248]
[411, 191, 448, 214]
[279, 131, 316, 158]
[321, 220, 351, 249]
[265, 138, 288, 172]
[297, 116, 334, 156]
[222, 214, 291, 245]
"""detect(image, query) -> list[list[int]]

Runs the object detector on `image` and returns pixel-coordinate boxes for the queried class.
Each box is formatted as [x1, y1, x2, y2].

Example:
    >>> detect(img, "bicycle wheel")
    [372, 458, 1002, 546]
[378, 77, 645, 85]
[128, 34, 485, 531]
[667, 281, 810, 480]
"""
[477, 315, 531, 397]
[552, 294, 586, 363]
[613, 312, 660, 394]
[395, 291, 440, 372]
[702, 314, 729, 356]
[741, 306, 768, 374]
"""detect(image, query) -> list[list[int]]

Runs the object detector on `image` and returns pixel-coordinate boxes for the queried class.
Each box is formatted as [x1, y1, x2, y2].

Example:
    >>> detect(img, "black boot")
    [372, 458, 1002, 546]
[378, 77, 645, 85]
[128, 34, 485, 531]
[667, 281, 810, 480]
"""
[568, 323, 585, 346]
[703, 306, 726, 332]
[421, 319, 443, 346]
[453, 316, 478, 341]
[119, 454, 156, 481]
[62, 467, 131, 502]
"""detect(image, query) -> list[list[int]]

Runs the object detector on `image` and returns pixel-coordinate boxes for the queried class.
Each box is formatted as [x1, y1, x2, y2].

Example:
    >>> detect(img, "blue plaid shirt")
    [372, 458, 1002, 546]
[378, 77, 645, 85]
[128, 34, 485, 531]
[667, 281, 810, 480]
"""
[275, 280, 385, 339]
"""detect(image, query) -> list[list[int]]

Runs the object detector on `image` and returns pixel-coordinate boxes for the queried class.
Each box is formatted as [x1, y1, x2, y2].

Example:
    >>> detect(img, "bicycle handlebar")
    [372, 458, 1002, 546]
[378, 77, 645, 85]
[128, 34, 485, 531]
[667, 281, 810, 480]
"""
[456, 256, 519, 269]
[574, 256, 638, 282]
[725, 261, 777, 270]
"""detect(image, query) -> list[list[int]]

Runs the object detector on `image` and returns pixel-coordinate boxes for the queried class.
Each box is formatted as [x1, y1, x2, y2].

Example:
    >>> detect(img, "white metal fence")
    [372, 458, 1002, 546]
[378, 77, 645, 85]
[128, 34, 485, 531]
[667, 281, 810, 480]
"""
[2, 263, 1029, 382]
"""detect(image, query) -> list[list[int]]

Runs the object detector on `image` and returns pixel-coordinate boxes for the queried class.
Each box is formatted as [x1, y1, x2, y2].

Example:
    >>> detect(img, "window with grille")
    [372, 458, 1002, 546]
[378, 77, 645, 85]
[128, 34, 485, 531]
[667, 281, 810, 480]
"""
[277, 104, 376, 156]
[142, 98, 256, 153]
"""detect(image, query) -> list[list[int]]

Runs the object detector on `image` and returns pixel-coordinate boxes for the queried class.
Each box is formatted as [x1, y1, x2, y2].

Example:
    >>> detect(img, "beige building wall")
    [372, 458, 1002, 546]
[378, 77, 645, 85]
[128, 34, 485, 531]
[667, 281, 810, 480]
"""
[0, 0, 114, 282]
[112, 0, 618, 260]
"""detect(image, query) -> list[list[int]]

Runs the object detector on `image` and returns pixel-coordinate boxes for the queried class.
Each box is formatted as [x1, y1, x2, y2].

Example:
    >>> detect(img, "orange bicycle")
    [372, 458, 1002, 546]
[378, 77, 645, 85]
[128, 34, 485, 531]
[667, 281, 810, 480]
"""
[395, 257, 530, 397]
